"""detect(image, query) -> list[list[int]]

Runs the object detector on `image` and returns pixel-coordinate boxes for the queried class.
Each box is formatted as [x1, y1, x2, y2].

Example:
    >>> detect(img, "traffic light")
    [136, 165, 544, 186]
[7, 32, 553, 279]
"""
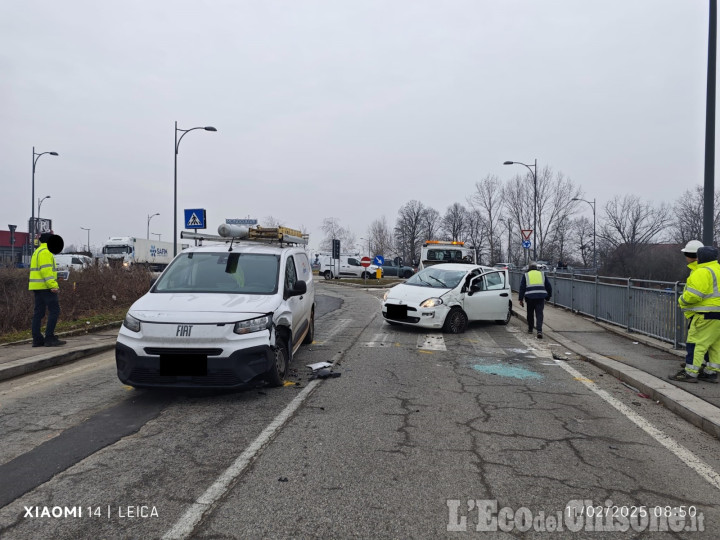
[8, 224, 16, 245]
[332, 239, 340, 259]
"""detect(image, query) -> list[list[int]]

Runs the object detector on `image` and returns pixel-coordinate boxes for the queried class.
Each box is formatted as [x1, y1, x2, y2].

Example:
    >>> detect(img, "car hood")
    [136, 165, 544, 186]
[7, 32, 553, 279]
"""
[386, 283, 453, 304]
[128, 292, 280, 323]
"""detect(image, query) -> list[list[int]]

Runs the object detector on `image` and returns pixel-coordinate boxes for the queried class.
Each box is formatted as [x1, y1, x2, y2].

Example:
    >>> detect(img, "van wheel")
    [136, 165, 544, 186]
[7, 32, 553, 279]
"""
[324, 270, 333, 280]
[403, 270, 413, 278]
[496, 302, 512, 325]
[361, 271, 371, 279]
[302, 310, 315, 344]
[266, 338, 289, 387]
[442, 307, 468, 334]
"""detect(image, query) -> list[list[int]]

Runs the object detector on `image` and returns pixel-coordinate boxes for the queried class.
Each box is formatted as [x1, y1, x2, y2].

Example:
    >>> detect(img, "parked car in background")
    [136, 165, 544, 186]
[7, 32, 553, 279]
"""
[493, 262, 516, 270]
[55, 254, 92, 271]
[381, 261, 415, 278]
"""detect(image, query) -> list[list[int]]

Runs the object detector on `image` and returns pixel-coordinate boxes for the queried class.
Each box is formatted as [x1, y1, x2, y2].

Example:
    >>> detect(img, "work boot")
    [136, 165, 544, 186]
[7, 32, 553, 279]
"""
[537, 332, 543, 339]
[32, 339, 45, 347]
[669, 370, 698, 383]
[44, 337, 67, 347]
[698, 371, 718, 383]
[527, 328, 533, 334]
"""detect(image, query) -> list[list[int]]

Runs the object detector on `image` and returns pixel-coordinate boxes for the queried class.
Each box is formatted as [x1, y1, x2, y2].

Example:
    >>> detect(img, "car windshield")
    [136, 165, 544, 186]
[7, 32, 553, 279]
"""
[405, 267, 467, 289]
[154, 252, 280, 294]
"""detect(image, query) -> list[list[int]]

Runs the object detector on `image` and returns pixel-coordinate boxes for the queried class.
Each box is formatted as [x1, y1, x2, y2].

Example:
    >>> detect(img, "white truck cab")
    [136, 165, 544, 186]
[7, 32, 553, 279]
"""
[116, 224, 315, 389]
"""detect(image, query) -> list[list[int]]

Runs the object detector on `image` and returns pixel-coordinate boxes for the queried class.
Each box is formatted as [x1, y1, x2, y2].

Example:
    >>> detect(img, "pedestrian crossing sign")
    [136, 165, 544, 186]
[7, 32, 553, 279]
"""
[184, 208, 206, 229]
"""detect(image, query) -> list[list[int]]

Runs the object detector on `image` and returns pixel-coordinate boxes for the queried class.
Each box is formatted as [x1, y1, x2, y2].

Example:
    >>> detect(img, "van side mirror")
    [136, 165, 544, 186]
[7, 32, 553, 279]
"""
[288, 280, 307, 297]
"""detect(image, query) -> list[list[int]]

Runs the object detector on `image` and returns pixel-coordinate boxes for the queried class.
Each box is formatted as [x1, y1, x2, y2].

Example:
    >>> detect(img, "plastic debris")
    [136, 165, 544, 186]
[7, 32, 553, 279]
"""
[278, 477, 288, 482]
[312, 368, 341, 380]
[306, 361, 333, 371]
[621, 382, 640, 393]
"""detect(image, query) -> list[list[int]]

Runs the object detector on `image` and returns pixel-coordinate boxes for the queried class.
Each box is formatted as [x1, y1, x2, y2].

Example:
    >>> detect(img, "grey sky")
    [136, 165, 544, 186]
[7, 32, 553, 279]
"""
[0, 0, 710, 253]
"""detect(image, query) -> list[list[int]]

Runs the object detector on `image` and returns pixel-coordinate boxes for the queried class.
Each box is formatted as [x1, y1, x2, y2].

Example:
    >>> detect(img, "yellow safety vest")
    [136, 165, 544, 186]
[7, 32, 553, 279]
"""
[679, 260, 720, 313]
[28, 243, 58, 291]
[523, 269, 548, 299]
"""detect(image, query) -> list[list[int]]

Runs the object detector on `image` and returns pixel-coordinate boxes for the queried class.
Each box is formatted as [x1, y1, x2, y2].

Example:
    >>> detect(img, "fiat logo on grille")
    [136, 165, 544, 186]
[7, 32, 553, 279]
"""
[176, 324, 193, 336]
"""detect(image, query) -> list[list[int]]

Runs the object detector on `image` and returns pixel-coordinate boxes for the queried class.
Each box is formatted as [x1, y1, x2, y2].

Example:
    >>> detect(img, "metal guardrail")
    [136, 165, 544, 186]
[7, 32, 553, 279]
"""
[509, 270, 686, 348]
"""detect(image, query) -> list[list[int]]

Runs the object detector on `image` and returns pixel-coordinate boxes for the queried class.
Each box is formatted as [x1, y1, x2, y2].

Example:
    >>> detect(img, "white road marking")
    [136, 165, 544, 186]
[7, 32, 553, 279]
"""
[555, 359, 720, 490]
[364, 332, 394, 347]
[417, 334, 446, 351]
[468, 330, 507, 357]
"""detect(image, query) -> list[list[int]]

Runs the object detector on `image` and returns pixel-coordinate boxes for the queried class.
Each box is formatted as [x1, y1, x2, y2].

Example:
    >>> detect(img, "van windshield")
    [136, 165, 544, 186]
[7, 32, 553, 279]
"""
[154, 252, 280, 294]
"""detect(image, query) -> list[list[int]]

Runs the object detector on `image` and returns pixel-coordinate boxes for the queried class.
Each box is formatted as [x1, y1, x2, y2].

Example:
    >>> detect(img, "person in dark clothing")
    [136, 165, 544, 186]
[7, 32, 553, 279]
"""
[518, 261, 553, 339]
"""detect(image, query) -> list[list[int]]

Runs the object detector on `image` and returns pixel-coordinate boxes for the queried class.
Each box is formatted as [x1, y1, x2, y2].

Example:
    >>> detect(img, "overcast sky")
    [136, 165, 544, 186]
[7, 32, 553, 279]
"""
[0, 0, 711, 253]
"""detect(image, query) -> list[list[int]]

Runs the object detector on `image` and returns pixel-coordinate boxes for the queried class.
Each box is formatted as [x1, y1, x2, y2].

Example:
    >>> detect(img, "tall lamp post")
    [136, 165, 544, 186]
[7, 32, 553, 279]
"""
[31, 148, 59, 256]
[571, 197, 597, 271]
[37, 195, 51, 223]
[174, 122, 217, 256]
[503, 159, 538, 260]
[147, 212, 160, 240]
[80, 227, 91, 254]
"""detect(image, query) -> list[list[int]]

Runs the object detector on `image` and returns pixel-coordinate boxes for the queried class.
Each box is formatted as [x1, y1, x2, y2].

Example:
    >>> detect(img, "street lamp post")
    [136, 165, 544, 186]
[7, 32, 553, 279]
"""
[31, 148, 59, 257]
[571, 197, 597, 271]
[174, 122, 217, 256]
[503, 159, 538, 260]
[147, 212, 160, 240]
[37, 195, 51, 224]
[80, 227, 91, 254]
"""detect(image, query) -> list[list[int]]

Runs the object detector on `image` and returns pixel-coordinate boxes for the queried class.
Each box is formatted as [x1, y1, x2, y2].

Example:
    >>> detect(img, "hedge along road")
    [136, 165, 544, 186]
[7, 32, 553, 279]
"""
[0, 284, 720, 538]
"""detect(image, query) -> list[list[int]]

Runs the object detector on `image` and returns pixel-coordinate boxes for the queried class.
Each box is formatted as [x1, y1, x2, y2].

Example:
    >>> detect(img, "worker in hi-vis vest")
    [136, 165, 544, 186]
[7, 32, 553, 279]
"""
[28, 232, 66, 347]
[670, 246, 720, 383]
[518, 261, 552, 339]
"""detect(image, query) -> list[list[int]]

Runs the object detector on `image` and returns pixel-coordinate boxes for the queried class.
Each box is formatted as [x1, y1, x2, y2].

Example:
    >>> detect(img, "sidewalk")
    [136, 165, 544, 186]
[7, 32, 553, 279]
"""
[2, 292, 720, 440]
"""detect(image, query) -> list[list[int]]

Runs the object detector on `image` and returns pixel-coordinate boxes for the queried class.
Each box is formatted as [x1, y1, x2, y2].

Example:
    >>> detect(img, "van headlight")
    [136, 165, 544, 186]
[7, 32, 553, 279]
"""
[420, 297, 443, 308]
[234, 315, 272, 335]
[123, 313, 141, 332]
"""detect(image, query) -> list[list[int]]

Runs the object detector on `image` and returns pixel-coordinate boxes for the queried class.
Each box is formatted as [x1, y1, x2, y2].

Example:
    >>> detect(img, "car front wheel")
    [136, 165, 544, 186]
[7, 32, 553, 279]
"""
[266, 338, 289, 387]
[442, 307, 468, 334]
[324, 270, 333, 280]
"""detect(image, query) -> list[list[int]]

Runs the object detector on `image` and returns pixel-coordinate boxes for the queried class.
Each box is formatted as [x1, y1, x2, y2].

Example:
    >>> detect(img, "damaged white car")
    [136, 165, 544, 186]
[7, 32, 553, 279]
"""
[381, 263, 512, 333]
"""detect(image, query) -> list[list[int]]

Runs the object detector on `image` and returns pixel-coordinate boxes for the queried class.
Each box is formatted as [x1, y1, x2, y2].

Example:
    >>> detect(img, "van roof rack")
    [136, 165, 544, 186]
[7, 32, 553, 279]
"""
[181, 224, 308, 250]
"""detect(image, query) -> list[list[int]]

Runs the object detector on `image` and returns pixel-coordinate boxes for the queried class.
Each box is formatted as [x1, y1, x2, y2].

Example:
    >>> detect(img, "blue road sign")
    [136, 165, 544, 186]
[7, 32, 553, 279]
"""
[374, 255, 384, 266]
[184, 209, 206, 229]
[522, 239, 531, 249]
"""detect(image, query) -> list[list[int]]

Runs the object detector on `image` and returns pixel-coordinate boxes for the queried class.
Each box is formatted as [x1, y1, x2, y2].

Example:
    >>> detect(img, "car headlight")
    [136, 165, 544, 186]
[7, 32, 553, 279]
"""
[383, 290, 390, 301]
[420, 297, 443, 308]
[234, 314, 272, 335]
[123, 313, 141, 332]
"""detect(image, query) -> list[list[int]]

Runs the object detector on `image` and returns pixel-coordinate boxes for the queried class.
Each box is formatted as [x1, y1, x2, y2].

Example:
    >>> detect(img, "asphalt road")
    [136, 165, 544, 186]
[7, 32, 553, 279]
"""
[1, 284, 720, 538]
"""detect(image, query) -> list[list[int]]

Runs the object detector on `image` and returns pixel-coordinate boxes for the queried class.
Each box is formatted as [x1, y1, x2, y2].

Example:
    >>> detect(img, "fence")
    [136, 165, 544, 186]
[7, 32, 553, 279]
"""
[509, 271, 686, 348]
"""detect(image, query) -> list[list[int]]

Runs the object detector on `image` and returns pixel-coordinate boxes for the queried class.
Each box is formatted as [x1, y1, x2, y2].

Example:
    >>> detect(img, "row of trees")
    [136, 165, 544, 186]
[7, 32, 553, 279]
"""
[320, 166, 719, 281]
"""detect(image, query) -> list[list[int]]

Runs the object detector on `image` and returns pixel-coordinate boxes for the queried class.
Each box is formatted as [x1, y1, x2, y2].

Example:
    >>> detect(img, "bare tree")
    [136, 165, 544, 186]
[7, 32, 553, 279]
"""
[394, 200, 427, 265]
[420, 207, 441, 241]
[367, 216, 395, 258]
[570, 216, 594, 267]
[670, 186, 720, 244]
[469, 174, 505, 264]
[464, 208, 488, 264]
[600, 195, 672, 276]
[441, 203, 467, 241]
[319, 217, 356, 252]
[535, 168, 582, 261]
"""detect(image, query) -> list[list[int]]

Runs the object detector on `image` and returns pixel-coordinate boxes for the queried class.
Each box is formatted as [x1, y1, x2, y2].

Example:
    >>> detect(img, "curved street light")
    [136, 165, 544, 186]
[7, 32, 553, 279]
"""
[37, 195, 51, 223]
[147, 212, 160, 240]
[31, 148, 59, 252]
[571, 197, 597, 271]
[504, 159, 538, 260]
[174, 122, 217, 256]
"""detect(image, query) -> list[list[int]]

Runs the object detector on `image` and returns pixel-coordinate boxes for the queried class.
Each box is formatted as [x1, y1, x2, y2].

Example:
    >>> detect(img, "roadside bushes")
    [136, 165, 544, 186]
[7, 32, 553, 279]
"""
[0, 266, 154, 335]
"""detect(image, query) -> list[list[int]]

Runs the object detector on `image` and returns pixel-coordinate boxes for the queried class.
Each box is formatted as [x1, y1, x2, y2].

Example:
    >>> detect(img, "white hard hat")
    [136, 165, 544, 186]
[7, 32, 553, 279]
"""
[681, 240, 704, 255]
